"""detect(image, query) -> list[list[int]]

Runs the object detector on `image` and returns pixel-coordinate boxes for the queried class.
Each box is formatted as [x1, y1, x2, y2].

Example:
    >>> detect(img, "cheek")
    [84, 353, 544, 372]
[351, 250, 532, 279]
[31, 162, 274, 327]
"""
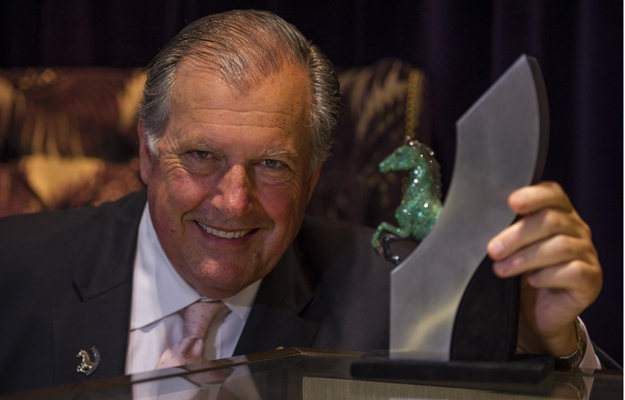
[150, 167, 212, 219]
[258, 181, 308, 229]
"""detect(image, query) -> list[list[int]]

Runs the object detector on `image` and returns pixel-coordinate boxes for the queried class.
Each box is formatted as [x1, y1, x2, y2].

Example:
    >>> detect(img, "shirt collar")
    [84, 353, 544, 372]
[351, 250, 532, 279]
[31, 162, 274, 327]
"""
[130, 203, 261, 330]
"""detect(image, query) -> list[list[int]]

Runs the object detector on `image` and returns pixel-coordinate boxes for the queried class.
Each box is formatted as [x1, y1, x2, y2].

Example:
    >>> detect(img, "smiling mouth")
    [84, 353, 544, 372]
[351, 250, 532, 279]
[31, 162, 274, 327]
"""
[196, 222, 253, 239]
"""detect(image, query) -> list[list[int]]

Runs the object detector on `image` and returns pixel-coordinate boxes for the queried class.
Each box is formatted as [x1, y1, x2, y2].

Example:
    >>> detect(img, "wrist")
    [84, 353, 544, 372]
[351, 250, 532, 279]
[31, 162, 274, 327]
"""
[517, 319, 579, 356]
[554, 318, 586, 369]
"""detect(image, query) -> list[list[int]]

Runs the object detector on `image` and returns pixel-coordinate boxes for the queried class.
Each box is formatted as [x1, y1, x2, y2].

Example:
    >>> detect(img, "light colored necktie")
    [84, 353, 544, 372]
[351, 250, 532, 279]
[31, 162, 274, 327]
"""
[156, 301, 230, 369]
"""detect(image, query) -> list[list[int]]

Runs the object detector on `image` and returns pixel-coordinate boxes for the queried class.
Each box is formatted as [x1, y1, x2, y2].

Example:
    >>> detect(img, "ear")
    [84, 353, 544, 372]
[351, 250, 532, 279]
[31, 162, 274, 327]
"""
[137, 119, 155, 186]
[306, 166, 322, 204]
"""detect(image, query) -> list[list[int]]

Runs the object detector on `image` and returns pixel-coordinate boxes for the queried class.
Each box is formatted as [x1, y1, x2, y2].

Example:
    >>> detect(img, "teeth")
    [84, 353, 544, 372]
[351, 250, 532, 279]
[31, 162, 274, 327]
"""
[198, 222, 251, 239]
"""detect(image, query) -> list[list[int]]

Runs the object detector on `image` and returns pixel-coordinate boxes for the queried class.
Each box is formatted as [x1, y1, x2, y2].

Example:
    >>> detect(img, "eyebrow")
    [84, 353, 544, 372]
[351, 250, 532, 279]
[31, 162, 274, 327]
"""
[183, 138, 221, 153]
[258, 147, 299, 162]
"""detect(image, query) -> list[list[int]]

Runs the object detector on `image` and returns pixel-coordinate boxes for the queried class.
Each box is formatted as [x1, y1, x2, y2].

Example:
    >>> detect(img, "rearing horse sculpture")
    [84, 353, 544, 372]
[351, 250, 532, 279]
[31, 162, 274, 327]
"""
[371, 138, 443, 263]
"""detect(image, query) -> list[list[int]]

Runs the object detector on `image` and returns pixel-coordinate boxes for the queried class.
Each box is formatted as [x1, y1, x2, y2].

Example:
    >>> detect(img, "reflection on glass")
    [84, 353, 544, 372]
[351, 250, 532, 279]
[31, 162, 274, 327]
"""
[133, 363, 261, 400]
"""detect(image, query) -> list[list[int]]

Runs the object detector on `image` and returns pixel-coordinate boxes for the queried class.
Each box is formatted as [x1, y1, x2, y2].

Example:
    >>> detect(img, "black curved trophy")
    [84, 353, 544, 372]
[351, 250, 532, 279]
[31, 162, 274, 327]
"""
[353, 55, 551, 382]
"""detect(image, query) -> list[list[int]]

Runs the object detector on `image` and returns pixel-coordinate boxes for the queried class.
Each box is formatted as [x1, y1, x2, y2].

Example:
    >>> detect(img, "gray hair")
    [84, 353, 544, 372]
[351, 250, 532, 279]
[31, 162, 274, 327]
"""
[137, 9, 340, 169]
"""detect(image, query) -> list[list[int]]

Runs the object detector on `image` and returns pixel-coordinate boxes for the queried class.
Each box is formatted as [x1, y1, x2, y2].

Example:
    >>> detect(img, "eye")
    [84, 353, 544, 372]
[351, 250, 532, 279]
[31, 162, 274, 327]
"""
[191, 150, 212, 159]
[261, 159, 283, 169]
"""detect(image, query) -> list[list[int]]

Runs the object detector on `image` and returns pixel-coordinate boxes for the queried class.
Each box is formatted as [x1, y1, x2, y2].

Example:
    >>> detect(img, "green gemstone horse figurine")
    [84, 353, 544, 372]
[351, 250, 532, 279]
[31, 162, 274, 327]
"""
[371, 138, 443, 263]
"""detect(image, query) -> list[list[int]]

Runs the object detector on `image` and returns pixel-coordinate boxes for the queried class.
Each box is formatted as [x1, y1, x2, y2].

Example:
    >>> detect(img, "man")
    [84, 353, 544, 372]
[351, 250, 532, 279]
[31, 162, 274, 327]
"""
[0, 10, 609, 395]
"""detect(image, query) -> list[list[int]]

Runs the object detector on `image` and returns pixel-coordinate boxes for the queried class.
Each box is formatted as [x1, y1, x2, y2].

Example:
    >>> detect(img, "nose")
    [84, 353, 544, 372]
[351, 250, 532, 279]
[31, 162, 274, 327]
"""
[211, 164, 254, 218]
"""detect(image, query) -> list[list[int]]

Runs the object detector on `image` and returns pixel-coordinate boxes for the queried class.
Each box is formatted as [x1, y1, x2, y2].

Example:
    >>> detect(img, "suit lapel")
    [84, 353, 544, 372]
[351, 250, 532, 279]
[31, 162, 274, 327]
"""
[52, 283, 133, 385]
[234, 244, 318, 355]
[52, 191, 146, 385]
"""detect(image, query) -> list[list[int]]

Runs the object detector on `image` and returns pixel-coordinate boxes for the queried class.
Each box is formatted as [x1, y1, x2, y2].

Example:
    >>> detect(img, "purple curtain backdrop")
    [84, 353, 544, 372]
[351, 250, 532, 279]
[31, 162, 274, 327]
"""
[1, 0, 622, 363]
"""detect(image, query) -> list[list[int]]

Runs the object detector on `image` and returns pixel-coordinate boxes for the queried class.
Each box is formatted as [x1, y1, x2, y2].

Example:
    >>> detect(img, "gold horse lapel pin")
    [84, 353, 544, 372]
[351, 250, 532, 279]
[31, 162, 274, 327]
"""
[76, 346, 101, 376]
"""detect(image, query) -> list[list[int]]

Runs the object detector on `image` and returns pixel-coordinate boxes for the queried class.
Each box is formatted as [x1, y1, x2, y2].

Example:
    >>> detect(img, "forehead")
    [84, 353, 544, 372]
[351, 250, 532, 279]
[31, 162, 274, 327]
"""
[170, 59, 311, 129]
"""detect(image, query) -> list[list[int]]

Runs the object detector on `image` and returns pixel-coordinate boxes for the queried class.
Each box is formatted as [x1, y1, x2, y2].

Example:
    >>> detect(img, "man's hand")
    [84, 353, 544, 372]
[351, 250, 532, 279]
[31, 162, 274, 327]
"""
[487, 182, 602, 356]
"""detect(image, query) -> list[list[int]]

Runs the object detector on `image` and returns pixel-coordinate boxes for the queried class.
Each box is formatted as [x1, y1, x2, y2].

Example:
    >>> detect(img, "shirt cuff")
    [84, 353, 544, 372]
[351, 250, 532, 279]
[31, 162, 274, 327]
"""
[577, 317, 601, 371]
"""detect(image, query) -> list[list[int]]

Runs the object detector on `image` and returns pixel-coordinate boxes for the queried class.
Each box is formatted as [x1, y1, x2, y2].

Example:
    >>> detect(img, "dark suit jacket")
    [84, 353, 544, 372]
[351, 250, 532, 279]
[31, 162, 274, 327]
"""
[0, 190, 413, 394]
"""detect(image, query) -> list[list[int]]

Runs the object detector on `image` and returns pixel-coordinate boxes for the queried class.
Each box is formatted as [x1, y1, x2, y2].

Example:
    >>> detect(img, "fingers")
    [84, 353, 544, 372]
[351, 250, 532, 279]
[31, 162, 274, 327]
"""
[507, 181, 573, 215]
[492, 234, 598, 279]
[488, 206, 592, 261]
[488, 181, 602, 304]
[526, 260, 602, 299]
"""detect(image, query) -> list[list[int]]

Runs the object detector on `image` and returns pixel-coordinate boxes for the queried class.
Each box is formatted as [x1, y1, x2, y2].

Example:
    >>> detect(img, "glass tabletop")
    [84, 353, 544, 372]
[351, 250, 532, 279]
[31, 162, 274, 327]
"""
[3, 348, 622, 400]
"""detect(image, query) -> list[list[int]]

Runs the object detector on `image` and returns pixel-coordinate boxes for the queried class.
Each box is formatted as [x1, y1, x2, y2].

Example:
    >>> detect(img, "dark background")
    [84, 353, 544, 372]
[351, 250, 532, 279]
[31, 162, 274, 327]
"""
[1, 0, 622, 364]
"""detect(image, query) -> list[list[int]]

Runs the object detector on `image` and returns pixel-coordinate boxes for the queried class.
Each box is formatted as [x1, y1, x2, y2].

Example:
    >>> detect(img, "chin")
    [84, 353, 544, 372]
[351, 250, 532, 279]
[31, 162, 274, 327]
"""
[186, 261, 258, 298]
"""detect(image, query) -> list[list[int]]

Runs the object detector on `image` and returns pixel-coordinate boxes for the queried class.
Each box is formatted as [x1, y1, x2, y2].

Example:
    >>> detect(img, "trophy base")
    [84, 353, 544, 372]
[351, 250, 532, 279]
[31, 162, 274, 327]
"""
[351, 350, 554, 384]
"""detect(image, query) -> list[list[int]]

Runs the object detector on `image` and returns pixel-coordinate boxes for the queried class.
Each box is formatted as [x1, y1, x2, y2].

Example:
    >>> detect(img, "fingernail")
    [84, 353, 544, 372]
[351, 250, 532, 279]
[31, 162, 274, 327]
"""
[514, 193, 528, 209]
[495, 259, 512, 275]
[490, 240, 505, 258]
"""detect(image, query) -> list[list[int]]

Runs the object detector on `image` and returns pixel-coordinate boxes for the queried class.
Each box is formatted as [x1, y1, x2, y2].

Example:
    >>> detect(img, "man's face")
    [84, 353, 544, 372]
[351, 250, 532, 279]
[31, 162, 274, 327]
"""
[139, 59, 320, 299]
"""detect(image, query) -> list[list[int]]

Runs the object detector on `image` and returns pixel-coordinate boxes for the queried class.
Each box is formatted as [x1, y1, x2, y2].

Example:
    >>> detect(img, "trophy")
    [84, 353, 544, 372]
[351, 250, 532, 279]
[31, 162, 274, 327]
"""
[353, 55, 551, 382]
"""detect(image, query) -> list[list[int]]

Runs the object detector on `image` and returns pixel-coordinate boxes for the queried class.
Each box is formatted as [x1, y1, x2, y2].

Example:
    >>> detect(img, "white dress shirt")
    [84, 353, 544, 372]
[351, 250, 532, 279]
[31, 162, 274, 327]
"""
[125, 204, 261, 375]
